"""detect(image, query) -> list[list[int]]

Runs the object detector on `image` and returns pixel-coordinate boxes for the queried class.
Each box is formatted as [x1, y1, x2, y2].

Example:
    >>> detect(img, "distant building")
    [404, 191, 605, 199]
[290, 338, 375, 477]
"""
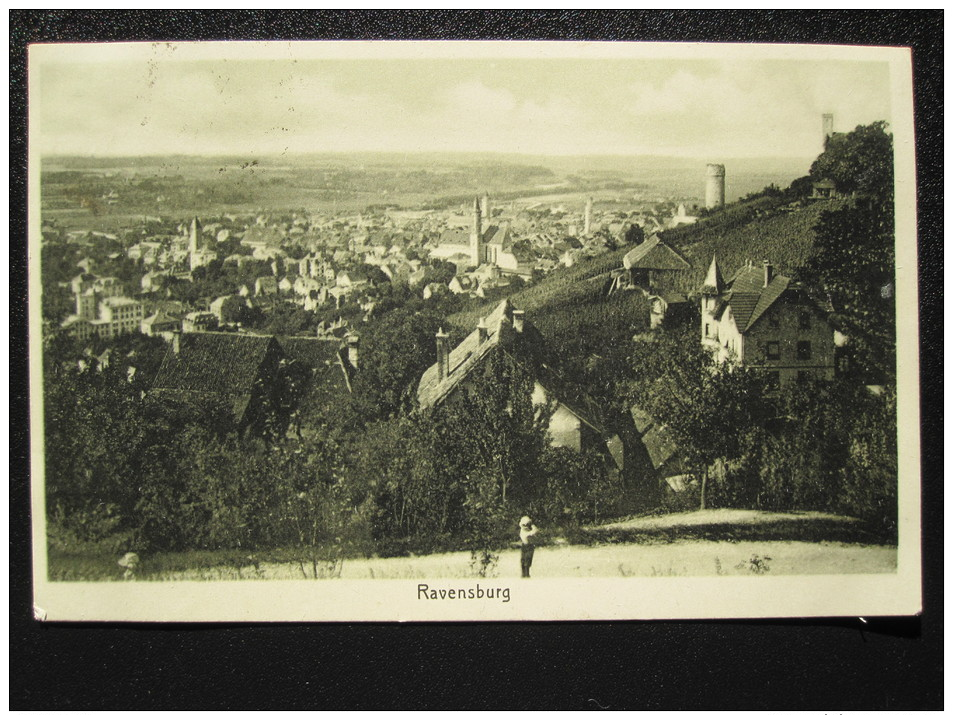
[254, 275, 278, 296]
[610, 235, 691, 294]
[668, 203, 699, 228]
[140, 309, 181, 337]
[182, 311, 218, 333]
[700, 257, 837, 389]
[810, 178, 841, 200]
[433, 196, 522, 272]
[187, 217, 216, 271]
[61, 275, 144, 340]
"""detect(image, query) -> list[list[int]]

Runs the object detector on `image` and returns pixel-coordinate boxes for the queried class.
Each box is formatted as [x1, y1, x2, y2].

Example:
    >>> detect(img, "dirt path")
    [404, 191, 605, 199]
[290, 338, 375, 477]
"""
[158, 539, 896, 581]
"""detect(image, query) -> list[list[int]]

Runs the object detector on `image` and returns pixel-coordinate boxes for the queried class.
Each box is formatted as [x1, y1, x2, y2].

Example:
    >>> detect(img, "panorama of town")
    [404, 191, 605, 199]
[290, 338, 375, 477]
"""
[41, 113, 898, 581]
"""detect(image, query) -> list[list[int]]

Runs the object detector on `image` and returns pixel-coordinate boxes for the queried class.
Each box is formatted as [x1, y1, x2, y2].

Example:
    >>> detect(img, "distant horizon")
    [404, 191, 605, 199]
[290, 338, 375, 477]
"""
[40, 150, 817, 166]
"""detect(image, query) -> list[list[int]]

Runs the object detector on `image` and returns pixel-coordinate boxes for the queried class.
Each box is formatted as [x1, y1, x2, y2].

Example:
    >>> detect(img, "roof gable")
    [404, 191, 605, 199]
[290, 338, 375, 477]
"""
[417, 299, 513, 410]
[623, 235, 691, 271]
[721, 264, 796, 332]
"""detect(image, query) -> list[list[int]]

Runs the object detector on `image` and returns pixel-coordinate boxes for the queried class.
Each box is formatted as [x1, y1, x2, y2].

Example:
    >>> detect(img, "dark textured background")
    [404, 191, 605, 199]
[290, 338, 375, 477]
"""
[10, 10, 942, 710]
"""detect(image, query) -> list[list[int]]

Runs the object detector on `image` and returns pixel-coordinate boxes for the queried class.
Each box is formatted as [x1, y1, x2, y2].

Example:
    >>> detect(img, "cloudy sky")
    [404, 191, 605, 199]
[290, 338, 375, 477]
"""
[34, 43, 893, 160]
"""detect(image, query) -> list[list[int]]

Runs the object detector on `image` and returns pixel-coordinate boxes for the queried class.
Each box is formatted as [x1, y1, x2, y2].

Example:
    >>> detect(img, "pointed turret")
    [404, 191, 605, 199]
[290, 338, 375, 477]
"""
[702, 255, 725, 296]
[701, 256, 724, 347]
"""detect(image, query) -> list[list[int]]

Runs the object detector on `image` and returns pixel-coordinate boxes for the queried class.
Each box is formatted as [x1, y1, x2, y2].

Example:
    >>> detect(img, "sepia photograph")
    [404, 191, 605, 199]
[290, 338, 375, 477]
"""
[28, 40, 921, 621]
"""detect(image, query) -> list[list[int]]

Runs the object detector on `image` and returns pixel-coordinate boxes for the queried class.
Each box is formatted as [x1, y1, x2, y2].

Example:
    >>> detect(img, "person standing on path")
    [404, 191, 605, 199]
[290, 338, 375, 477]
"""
[519, 515, 539, 578]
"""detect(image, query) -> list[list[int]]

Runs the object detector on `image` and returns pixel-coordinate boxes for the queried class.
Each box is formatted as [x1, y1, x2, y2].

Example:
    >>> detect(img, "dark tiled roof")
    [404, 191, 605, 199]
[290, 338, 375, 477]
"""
[536, 364, 607, 434]
[483, 224, 508, 246]
[724, 264, 792, 332]
[641, 423, 679, 471]
[152, 332, 276, 398]
[623, 235, 691, 271]
[275, 336, 343, 370]
[417, 299, 513, 410]
[438, 229, 470, 246]
[654, 291, 689, 305]
[277, 336, 353, 399]
[746, 276, 792, 330]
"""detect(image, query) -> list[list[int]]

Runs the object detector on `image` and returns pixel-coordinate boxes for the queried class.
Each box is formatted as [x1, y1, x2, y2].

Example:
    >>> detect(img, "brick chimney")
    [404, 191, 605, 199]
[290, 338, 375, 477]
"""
[346, 334, 360, 370]
[512, 310, 525, 333]
[763, 260, 773, 288]
[436, 328, 449, 381]
[172, 331, 181, 356]
[477, 317, 489, 344]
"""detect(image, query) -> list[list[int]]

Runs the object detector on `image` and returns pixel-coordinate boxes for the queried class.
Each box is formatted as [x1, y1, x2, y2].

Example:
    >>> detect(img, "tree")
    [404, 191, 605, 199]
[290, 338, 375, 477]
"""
[622, 223, 645, 245]
[803, 199, 895, 381]
[344, 414, 463, 555]
[219, 295, 255, 325]
[351, 307, 446, 418]
[810, 121, 894, 201]
[626, 328, 770, 509]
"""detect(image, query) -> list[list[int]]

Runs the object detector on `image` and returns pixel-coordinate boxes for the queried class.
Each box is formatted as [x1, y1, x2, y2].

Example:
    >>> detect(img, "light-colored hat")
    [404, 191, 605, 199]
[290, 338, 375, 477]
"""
[117, 552, 140, 569]
[519, 516, 532, 527]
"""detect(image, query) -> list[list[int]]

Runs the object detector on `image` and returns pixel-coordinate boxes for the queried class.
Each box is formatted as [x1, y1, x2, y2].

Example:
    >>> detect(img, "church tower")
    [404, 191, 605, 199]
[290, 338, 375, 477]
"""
[481, 191, 491, 222]
[188, 217, 200, 255]
[584, 197, 593, 236]
[470, 196, 483, 268]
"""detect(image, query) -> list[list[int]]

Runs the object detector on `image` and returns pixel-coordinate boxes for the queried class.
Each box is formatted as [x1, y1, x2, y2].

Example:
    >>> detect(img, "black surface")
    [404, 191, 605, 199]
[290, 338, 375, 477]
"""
[10, 10, 942, 710]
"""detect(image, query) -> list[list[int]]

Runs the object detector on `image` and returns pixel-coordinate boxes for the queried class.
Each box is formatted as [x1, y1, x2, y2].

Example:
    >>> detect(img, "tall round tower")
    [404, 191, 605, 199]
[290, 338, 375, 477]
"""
[822, 113, 834, 148]
[705, 164, 726, 210]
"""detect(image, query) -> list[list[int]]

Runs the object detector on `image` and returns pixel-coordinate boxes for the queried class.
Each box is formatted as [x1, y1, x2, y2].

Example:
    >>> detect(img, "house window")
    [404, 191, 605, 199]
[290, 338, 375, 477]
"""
[766, 371, 781, 391]
[797, 341, 812, 361]
[799, 311, 811, 330]
[796, 370, 811, 385]
[704, 322, 710, 337]
[768, 312, 780, 328]
[765, 341, 780, 360]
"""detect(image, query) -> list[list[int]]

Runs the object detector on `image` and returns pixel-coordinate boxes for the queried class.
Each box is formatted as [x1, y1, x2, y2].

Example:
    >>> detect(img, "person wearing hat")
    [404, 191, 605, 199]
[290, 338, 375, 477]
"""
[518, 515, 540, 578]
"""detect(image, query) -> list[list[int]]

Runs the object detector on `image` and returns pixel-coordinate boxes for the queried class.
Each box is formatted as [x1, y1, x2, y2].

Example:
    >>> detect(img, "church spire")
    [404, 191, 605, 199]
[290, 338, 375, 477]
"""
[470, 196, 483, 268]
[702, 255, 725, 296]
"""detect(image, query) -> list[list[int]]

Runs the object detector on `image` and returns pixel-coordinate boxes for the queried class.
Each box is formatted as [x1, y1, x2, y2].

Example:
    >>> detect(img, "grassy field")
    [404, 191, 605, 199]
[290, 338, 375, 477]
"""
[47, 509, 896, 581]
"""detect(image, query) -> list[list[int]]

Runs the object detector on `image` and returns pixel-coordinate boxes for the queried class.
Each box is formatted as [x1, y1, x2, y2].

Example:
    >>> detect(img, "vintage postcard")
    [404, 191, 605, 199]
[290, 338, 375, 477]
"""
[29, 40, 920, 621]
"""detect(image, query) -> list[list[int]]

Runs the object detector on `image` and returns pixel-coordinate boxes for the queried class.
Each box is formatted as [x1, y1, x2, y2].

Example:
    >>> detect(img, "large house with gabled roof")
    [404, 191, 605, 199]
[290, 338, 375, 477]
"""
[701, 257, 837, 389]
[149, 331, 356, 437]
[416, 299, 624, 470]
